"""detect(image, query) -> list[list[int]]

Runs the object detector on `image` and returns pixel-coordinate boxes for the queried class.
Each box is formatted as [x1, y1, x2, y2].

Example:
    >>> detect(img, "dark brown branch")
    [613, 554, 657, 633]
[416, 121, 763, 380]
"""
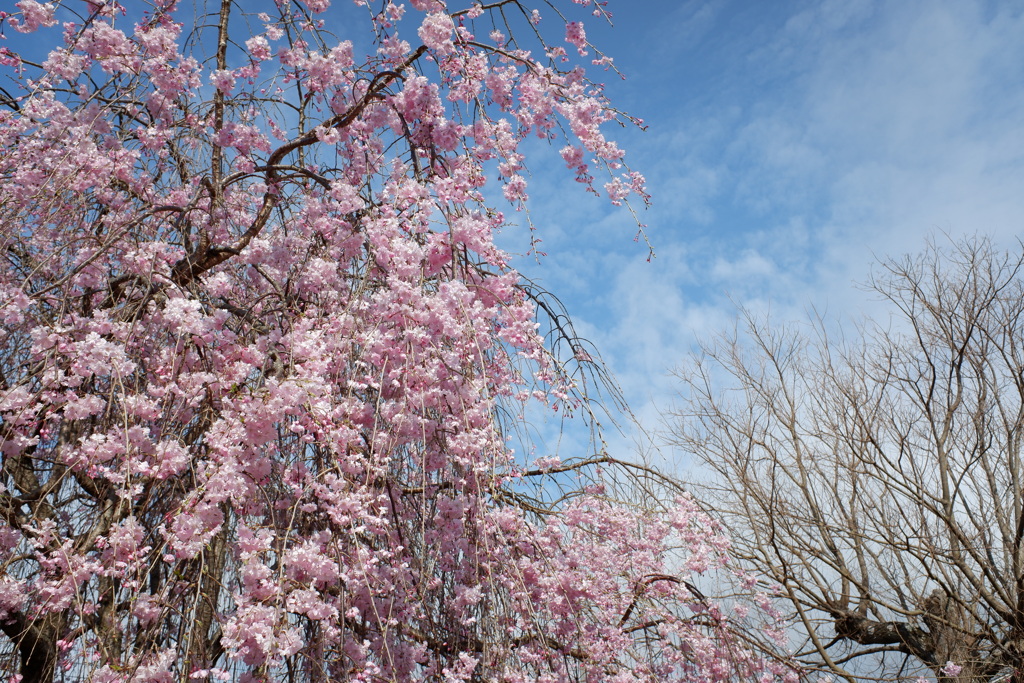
[831, 610, 936, 664]
[170, 46, 428, 288]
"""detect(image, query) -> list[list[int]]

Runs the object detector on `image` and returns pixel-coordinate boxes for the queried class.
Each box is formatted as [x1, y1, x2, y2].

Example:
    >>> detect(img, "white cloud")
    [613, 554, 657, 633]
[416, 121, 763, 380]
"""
[504, 0, 1024, 469]
[626, 0, 1024, 303]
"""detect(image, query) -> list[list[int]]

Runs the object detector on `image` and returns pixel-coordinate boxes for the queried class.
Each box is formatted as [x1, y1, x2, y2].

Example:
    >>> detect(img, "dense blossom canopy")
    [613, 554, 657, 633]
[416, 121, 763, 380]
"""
[0, 0, 793, 680]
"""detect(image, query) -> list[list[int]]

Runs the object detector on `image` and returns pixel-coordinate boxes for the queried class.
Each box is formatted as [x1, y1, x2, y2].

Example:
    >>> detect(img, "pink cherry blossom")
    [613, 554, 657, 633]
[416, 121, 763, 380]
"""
[244, 36, 272, 62]
[210, 69, 235, 94]
[565, 20, 588, 54]
[941, 662, 963, 677]
[0, 1, 783, 681]
[9, 0, 56, 33]
[419, 12, 456, 54]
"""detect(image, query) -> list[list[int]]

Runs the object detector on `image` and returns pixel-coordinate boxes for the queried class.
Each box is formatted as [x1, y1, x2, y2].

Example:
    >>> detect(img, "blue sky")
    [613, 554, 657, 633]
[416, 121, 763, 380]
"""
[501, 0, 1024, 467]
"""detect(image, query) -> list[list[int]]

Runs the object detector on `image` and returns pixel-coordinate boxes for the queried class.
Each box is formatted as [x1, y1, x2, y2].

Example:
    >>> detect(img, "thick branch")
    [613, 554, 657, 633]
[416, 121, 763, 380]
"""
[170, 46, 427, 288]
[832, 610, 936, 664]
[1, 613, 60, 683]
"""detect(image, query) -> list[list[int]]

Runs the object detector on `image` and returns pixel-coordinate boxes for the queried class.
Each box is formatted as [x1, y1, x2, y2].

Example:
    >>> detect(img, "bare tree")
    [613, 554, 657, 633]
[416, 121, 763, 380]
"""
[670, 237, 1024, 682]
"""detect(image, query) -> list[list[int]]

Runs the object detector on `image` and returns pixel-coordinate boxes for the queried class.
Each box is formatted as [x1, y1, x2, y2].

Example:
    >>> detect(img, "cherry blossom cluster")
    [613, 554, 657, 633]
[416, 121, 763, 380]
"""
[0, 0, 790, 680]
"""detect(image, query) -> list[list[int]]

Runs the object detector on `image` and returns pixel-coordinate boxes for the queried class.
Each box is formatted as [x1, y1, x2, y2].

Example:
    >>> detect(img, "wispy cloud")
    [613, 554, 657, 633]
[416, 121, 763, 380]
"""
[509, 0, 1024, 464]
